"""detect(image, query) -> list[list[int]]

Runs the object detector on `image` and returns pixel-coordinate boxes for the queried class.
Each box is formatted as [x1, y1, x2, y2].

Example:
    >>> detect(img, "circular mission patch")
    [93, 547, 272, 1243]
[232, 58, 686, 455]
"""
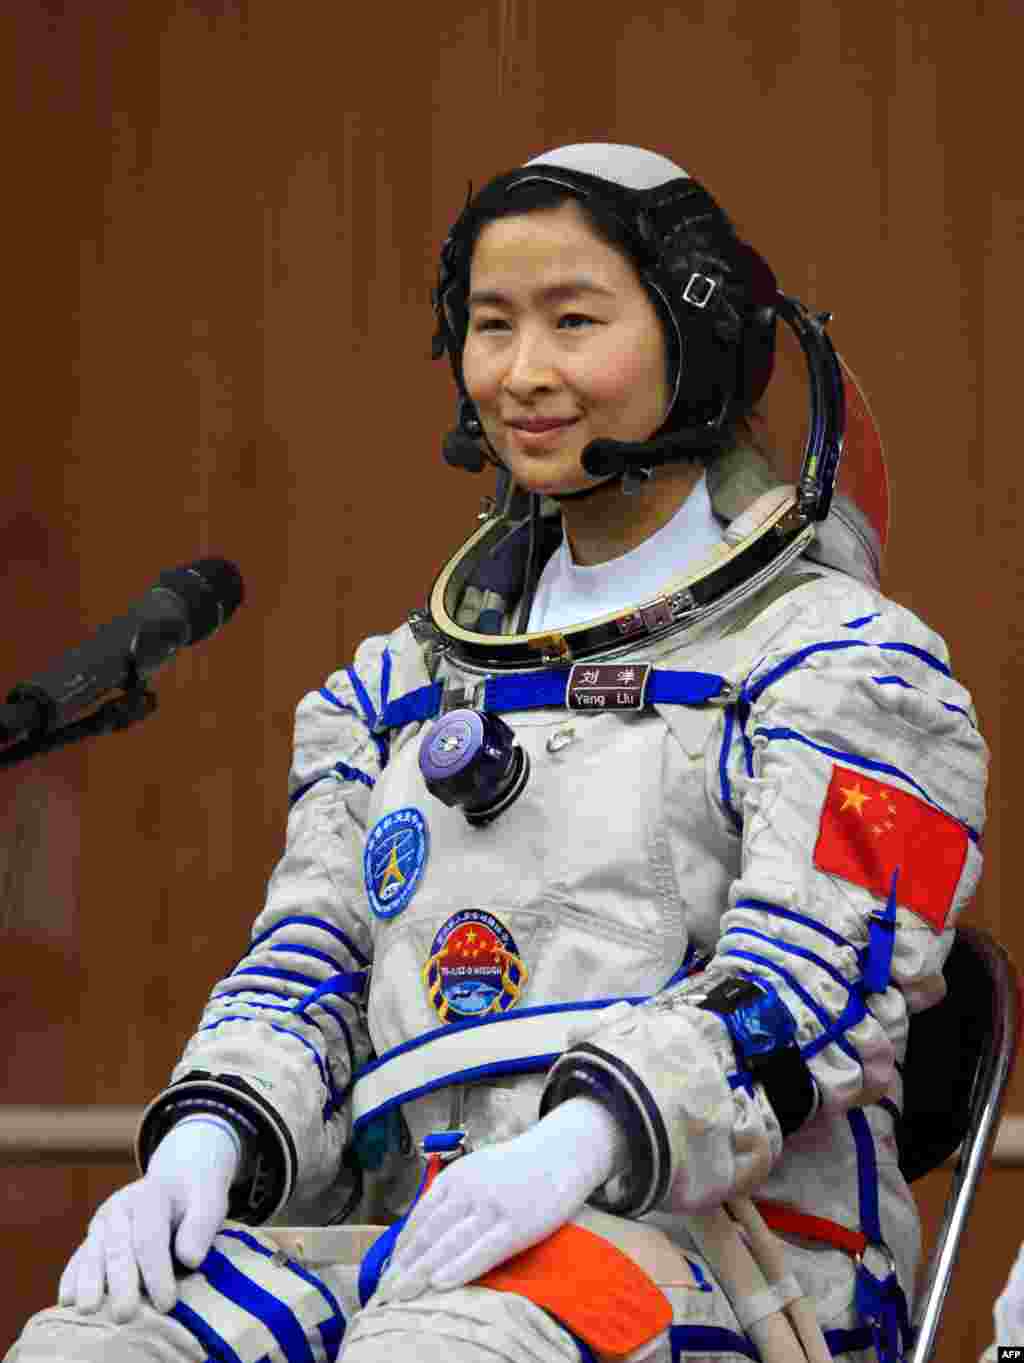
[364, 807, 430, 919]
[423, 909, 528, 1023]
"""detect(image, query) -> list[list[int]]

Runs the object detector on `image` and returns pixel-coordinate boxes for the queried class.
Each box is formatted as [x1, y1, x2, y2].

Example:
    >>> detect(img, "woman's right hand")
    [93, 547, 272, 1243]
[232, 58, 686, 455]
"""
[58, 1117, 242, 1323]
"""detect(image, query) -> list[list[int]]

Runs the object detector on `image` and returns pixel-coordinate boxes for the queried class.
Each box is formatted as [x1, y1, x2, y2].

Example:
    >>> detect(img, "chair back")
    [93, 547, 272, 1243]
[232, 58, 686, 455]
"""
[900, 926, 1022, 1362]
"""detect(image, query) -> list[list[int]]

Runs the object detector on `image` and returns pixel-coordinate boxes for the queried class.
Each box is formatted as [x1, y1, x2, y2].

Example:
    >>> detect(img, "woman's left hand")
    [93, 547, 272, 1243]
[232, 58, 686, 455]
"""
[375, 1095, 628, 1302]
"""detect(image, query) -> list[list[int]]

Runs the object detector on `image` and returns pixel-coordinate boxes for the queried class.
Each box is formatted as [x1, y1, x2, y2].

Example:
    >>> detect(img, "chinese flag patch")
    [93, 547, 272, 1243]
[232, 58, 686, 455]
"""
[812, 764, 969, 932]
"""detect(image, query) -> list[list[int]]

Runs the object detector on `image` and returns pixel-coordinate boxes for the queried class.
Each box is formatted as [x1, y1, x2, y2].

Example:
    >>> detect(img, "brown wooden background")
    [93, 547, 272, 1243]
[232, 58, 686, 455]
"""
[1, 2, 1021, 1357]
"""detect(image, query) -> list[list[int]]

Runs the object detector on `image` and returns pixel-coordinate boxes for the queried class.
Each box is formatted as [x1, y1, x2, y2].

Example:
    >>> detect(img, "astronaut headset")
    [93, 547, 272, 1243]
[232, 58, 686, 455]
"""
[425, 144, 862, 672]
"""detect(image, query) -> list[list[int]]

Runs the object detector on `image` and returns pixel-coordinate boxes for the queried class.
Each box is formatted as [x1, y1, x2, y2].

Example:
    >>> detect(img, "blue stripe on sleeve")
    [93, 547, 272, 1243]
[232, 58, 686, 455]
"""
[843, 613, 881, 629]
[318, 687, 358, 716]
[221, 970, 362, 1074]
[169, 1298, 245, 1363]
[213, 984, 302, 1006]
[744, 640, 863, 701]
[334, 762, 375, 789]
[250, 916, 370, 967]
[294, 971, 367, 1010]
[271, 993, 349, 1033]
[289, 776, 330, 809]
[214, 981, 354, 1030]
[718, 705, 743, 834]
[232, 965, 321, 988]
[721, 926, 856, 993]
[880, 641, 951, 674]
[871, 675, 975, 724]
[199, 1017, 341, 1118]
[732, 900, 856, 952]
[345, 665, 388, 769]
[751, 725, 980, 842]
[380, 649, 392, 710]
[203, 998, 355, 1078]
[743, 637, 952, 706]
[198, 1246, 316, 1363]
[268, 943, 345, 973]
[288, 761, 375, 809]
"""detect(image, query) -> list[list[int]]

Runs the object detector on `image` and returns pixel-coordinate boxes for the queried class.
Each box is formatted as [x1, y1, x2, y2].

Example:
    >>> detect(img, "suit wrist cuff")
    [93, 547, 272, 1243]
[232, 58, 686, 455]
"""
[539, 1044, 671, 1218]
[137, 1072, 297, 1223]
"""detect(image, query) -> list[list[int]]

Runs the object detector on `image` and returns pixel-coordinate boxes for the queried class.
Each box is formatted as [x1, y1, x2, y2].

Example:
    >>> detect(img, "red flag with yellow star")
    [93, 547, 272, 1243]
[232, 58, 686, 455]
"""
[812, 764, 968, 932]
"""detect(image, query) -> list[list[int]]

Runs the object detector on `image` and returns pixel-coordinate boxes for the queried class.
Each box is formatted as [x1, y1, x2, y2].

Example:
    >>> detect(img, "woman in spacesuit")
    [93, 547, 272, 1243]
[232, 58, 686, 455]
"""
[9, 143, 988, 1363]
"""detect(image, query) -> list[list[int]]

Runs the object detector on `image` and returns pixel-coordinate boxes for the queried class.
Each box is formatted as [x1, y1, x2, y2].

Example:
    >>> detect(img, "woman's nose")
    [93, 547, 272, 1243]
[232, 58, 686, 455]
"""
[501, 328, 560, 395]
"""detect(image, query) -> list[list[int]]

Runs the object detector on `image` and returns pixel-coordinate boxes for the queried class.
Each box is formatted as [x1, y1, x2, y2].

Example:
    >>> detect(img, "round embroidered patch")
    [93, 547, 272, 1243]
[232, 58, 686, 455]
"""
[364, 807, 430, 919]
[423, 909, 529, 1023]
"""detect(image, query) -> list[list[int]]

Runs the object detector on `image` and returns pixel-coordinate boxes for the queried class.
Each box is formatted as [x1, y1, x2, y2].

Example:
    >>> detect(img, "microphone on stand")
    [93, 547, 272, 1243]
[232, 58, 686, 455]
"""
[0, 558, 244, 747]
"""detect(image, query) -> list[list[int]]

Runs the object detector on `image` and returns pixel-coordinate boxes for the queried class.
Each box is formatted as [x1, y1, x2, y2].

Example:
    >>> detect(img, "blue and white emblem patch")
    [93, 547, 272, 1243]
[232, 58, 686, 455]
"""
[364, 807, 430, 919]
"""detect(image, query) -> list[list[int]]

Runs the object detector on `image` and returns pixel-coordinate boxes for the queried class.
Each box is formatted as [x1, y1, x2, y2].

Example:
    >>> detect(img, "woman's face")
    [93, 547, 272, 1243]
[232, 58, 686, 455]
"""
[461, 200, 671, 498]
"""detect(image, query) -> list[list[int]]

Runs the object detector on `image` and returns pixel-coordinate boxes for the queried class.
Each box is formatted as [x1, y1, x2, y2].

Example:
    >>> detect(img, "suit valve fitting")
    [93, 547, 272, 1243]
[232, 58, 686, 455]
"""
[418, 708, 529, 826]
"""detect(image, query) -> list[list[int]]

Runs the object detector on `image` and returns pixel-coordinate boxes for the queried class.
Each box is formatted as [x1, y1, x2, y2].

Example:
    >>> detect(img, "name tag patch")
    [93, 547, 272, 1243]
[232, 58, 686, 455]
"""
[567, 662, 651, 711]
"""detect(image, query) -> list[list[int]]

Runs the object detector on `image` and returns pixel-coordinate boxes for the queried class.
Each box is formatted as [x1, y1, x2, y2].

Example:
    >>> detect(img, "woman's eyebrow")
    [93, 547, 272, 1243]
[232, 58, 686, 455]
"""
[467, 278, 616, 307]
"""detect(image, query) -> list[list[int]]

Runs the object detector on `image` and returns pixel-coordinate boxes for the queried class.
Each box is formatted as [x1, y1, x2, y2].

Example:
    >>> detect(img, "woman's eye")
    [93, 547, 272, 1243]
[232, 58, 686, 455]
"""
[471, 313, 596, 333]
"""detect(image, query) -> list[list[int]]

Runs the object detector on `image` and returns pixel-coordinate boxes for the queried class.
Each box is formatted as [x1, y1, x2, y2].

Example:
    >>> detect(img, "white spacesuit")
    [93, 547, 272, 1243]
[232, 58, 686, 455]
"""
[7, 145, 988, 1363]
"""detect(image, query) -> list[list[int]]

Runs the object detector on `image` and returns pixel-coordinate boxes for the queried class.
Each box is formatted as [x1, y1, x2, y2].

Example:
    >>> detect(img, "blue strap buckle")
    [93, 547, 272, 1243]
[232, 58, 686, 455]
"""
[854, 1240, 910, 1363]
[421, 1128, 471, 1163]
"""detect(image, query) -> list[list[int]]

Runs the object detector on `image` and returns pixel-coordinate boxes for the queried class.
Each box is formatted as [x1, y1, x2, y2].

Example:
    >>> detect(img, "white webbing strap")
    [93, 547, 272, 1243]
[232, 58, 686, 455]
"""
[733, 1272, 804, 1330]
[350, 1002, 628, 1128]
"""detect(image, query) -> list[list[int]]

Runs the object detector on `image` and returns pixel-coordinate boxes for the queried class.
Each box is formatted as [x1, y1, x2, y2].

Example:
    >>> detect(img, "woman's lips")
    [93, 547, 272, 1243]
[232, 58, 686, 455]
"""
[506, 418, 579, 447]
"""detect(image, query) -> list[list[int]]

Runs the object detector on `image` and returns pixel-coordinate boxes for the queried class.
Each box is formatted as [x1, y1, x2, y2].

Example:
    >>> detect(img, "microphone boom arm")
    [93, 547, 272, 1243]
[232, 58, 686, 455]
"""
[0, 677, 158, 770]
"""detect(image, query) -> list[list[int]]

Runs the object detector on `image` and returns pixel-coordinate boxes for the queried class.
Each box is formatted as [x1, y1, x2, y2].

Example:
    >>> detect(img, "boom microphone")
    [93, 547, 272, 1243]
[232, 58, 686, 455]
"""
[0, 558, 244, 745]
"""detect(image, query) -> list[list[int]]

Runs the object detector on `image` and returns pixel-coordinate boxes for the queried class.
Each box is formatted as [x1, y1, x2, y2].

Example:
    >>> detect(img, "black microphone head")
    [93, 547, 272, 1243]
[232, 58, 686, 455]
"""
[580, 438, 629, 478]
[157, 559, 244, 644]
[442, 426, 488, 472]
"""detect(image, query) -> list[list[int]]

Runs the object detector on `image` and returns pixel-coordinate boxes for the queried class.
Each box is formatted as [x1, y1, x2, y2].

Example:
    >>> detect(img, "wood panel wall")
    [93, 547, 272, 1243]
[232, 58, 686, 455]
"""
[1, 2, 1021, 1357]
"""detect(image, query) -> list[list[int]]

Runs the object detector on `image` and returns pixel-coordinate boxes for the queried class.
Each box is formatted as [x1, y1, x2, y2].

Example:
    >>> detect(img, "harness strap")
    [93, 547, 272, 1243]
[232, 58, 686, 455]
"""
[375, 667, 731, 732]
[356, 1134, 453, 1307]
[755, 1188, 912, 1363]
[752, 1199, 868, 1257]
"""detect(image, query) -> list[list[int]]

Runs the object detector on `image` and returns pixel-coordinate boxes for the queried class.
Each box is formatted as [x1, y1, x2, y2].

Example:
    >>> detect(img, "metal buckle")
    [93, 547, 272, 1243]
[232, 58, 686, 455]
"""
[854, 1238, 898, 1280]
[441, 679, 485, 715]
[705, 680, 739, 707]
[418, 1084, 473, 1164]
[526, 630, 573, 664]
[418, 1131, 471, 1164]
[682, 272, 717, 308]
[407, 608, 441, 645]
[667, 587, 697, 619]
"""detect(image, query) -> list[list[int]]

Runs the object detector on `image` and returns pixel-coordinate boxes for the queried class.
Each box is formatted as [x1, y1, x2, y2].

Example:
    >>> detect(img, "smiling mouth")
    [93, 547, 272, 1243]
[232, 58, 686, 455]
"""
[506, 417, 579, 432]
[506, 421, 579, 451]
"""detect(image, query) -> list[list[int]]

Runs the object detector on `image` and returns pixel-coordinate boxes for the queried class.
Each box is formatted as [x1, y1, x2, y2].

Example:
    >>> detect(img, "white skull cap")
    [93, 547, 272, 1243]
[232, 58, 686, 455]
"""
[523, 142, 689, 191]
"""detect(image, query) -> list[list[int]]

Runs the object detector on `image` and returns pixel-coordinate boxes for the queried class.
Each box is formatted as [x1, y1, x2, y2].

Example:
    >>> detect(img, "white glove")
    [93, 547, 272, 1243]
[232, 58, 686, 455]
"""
[994, 1238, 1024, 1345]
[58, 1116, 242, 1323]
[376, 1096, 628, 1303]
